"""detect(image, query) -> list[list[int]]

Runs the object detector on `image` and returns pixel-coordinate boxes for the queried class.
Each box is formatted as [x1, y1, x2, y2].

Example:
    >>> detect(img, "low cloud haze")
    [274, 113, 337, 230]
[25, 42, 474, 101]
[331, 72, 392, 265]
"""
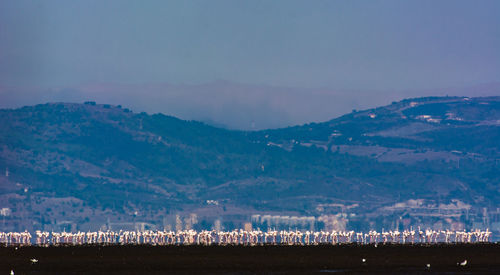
[1, 81, 499, 130]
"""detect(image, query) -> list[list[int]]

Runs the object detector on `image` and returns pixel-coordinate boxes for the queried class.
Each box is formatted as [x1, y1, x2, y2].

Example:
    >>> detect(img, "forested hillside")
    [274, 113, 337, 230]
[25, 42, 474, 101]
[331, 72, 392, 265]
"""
[0, 97, 499, 231]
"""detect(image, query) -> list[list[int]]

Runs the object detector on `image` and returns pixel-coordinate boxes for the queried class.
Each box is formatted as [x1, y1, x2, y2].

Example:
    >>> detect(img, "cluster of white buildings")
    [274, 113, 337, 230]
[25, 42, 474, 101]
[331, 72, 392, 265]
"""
[251, 214, 316, 231]
[0, 208, 11, 217]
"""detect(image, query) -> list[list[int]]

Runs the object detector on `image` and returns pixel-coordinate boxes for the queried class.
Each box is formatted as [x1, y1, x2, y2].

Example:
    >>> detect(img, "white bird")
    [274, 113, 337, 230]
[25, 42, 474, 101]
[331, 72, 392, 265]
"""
[362, 258, 366, 263]
[30, 258, 38, 263]
[460, 259, 467, 266]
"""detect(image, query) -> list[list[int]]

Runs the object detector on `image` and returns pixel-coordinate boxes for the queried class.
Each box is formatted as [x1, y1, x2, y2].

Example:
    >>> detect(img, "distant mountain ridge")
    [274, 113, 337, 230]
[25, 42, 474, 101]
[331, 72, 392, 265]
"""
[2, 81, 500, 130]
[0, 96, 499, 232]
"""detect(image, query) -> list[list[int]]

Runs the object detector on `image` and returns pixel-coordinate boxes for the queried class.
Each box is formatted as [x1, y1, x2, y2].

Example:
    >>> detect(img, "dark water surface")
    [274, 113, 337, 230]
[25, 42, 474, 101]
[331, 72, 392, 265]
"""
[2, 243, 500, 274]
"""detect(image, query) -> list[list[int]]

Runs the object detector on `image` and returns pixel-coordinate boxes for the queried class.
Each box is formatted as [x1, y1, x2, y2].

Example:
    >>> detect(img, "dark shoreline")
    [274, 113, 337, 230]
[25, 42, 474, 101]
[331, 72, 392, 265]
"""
[2, 243, 500, 274]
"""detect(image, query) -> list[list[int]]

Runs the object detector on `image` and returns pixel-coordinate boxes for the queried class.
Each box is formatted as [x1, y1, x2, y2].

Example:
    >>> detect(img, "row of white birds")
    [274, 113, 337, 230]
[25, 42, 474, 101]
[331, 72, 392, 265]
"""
[0, 228, 492, 246]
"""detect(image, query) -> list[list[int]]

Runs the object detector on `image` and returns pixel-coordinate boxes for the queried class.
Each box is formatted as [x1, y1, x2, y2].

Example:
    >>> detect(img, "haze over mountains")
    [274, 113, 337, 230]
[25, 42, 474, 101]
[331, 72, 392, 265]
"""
[0, 96, 499, 232]
[1, 81, 500, 130]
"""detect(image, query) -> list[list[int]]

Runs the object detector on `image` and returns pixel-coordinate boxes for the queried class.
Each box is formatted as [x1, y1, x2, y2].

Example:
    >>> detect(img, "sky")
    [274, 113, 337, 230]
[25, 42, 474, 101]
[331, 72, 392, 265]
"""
[0, 0, 499, 129]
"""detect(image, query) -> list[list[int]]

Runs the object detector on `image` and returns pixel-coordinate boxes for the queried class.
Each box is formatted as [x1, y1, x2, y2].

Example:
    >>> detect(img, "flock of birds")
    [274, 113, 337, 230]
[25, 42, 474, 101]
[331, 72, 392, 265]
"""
[0, 228, 492, 246]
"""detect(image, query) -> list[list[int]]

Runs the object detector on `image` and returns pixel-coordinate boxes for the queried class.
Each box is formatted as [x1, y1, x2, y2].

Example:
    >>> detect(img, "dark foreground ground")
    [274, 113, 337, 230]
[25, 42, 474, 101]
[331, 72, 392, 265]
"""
[2, 244, 500, 274]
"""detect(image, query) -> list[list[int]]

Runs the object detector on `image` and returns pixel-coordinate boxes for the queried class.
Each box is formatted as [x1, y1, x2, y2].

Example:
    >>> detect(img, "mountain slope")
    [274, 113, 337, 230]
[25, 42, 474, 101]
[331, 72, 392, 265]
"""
[0, 97, 499, 231]
[255, 96, 500, 159]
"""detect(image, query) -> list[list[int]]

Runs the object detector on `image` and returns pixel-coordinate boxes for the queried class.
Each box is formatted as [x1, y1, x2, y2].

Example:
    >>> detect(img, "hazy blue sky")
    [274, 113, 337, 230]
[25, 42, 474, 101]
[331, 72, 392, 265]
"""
[1, 0, 499, 129]
[2, 0, 499, 89]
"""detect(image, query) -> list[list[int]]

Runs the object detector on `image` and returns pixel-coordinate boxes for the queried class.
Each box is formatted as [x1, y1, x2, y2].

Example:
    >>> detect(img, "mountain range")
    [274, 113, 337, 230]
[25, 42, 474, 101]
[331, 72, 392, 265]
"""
[2, 81, 500, 130]
[0, 96, 499, 232]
